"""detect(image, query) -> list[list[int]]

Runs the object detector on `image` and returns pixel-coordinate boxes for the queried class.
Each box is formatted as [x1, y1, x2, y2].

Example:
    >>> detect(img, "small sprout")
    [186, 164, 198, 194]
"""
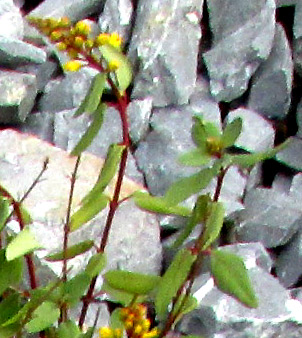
[74, 20, 91, 36]
[107, 60, 120, 71]
[63, 60, 82, 72]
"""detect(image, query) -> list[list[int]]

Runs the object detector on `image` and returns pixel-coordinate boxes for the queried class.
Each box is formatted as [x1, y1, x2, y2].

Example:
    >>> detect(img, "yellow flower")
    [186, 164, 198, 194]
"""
[63, 60, 82, 72]
[99, 327, 114, 338]
[74, 20, 91, 35]
[108, 60, 120, 71]
[95, 33, 111, 46]
[108, 33, 122, 48]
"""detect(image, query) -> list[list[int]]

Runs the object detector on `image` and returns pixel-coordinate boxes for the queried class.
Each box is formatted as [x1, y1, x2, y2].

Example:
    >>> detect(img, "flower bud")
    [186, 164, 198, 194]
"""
[63, 60, 82, 72]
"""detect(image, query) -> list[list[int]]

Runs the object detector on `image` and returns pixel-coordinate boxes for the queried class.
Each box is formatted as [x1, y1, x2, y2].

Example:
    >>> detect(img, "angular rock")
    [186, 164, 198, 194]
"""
[127, 97, 153, 144]
[134, 105, 204, 196]
[203, 0, 275, 102]
[16, 60, 58, 92]
[27, 0, 106, 22]
[225, 107, 275, 152]
[276, 0, 298, 5]
[0, 37, 46, 66]
[53, 108, 144, 184]
[179, 244, 302, 338]
[0, 129, 162, 283]
[293, 2, 302, 75]
[98, 0, 133, 42]
[0, 0, 23, 39]
[128, 0, 203, 107]
[38, 68, 97, 113]
[248, 24, 293, 119]
[275, 228, 302, 288]
[0, 70, 37, 123]
[276, 136, 302, 171]
[232, 182, 302, 248]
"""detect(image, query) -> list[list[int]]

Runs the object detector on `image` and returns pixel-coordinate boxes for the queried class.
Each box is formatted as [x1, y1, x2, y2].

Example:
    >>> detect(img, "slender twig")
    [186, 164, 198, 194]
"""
[60, 155, 81, 323]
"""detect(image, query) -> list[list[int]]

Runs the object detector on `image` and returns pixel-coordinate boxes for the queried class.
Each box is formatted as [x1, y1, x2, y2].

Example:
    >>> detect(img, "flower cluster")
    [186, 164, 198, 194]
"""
[99, 304, 159, 338]
[27, 16, 122, 72]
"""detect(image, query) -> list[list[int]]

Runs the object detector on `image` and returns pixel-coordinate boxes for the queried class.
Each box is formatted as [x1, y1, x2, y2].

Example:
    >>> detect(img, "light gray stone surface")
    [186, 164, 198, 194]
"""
[27, 0, 106, 22]
[98, 0, 133, 42]
[0, 37, 46, 66]
[0, 0, 23, 39]
[179, 245, 302, 338]
[248, 24, 293, 119]
[128, 0, 203, 107]
[0, 70, 37, 123]
[0, 129, 162, 283]
[232, 180, 302, 248]
[203, 0, 275, 102]
[226, 108, 275, 152]
[276, 137, 302, 170]
[38, 68, 96, 113]
[127, 97, 153, 144]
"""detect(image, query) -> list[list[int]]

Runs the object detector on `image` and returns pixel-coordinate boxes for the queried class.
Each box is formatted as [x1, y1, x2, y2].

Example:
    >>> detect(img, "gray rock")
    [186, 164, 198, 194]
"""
[296, 97, 302, 138]
[276, 137, 302, 170]
[232, 183, 302, 248]
[0, 129, 162, 285]
[0, 70, 37, 123]
[38, 68, 96, 113]
[275, 228, 302, 288]
[16, 60, 58, 92]
[248, 24, 293, 119]
[53, 108, 144, 184]
[27, 0, 106, 22]
[276, 0, 299, 6]
[294, 1, 302, 40]
[203, 0, 275, 102]
[98, 0, 133, 42]
[0, 0, 23, 39]
[0, 37, 46, 66]
[179, 245, 302, 337]
[226, 108, 275, 152]
[127, 97, 153, 144]
[128, 0, 203, 107]
[134, 105, 203, 196]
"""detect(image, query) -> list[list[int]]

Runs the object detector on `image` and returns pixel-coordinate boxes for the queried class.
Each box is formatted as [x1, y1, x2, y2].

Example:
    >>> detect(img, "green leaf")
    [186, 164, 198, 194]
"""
[178, 148, 211, 167]
[6, 228, 43, 261]
[155, 249, 196, 320]
[45, 240, 94, 262]
[19, 205, 33, 225]
[221, 117, 242, 148]
[57, 320, 81, 338]
[82, 144, 125, 204]
[110, 308, 125, 330]
[104, 270, 160, 295]
[85, 252, 107, 278]
[71, 103, 106, 156]
[0, 292, 21, 325]
[0, 249, 23, 295]
[99, 44, 132, 92]
[201, 202, 225, 250]
[210, 249, 258, 308]
[70, 193, 110, 232]
[0, 197, 9, 232]
[172, 195, 211, 249]
[164, 168, 215, 206]
[25, 301, 60, 333]
[63, 273, 91, 307]
[231, 140, 290, 168]
[192, 115, 221, 149]
[74, 73, 107, 117]
[172, 294, 198, 325]
[80, 327, 95, 338]
[102, 281, 143, 305]
[0, 323, 21, 337]
[133, 191, 191, 217]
